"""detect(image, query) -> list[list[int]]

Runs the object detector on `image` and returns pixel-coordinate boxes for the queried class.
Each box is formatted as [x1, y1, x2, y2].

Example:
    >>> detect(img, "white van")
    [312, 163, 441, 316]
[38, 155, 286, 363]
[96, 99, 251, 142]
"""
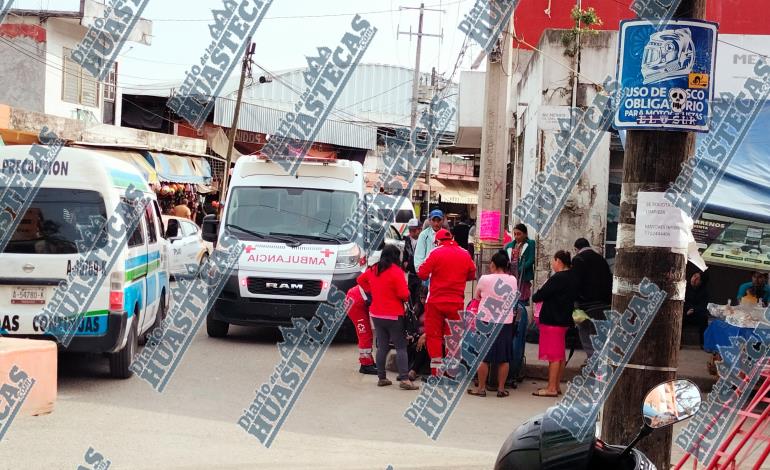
[385, 196, 416, 237]
[201, 155, 365, 338]
[0, 146, 170, 378]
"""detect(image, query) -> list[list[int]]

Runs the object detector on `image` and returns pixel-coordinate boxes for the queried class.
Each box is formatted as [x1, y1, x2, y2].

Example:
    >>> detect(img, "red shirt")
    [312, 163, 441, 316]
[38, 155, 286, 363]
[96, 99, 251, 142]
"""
[417, 240, 477, 304]
[357, 264, 409, 318]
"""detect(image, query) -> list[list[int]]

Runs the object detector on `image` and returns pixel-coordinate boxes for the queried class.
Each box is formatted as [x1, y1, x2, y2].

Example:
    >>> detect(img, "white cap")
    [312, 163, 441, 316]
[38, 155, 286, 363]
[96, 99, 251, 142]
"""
[407, 218, 419, 228]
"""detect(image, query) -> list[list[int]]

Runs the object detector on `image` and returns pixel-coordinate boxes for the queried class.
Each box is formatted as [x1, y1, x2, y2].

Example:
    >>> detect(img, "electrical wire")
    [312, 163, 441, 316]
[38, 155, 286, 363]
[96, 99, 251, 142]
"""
[44, 0, 468, 23]
[0, 35, 189, 89]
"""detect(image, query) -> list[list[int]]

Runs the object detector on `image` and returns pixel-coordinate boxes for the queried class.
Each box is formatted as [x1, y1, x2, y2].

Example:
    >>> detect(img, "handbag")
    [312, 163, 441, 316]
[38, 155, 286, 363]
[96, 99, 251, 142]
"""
[533, 301, 543, 323]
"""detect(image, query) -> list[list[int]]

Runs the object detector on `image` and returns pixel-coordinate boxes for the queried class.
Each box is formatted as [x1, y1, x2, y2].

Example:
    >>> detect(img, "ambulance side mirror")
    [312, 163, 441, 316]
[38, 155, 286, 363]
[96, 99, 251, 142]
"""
[202, 214, 219, 243]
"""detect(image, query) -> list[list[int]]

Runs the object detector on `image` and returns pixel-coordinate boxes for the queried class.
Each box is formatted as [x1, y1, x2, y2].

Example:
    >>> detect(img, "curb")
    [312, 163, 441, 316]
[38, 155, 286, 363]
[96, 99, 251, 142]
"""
[523, 362, 716, 393]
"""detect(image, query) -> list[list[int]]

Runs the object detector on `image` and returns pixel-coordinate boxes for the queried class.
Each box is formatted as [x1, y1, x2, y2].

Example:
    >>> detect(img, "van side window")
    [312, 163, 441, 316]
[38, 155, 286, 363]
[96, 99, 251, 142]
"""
[145, 205, 158, 244]
[153, 201, 165, 238]
[128, 220, 144, 247]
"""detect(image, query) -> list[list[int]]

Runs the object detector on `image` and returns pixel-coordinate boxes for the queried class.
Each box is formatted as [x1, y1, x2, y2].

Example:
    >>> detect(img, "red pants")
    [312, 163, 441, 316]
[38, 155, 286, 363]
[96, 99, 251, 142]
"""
[424, 301, 464, 375]
[346, 289, 374, 366]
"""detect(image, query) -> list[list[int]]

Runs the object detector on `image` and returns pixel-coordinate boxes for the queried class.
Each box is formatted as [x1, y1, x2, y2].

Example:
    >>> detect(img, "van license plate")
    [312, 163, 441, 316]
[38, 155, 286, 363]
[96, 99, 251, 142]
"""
[11, 287, 45, 304]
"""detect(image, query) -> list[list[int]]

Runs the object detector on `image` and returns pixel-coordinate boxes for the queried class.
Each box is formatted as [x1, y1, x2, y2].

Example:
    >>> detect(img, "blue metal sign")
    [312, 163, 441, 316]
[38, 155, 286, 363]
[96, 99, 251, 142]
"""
[615, 19, 718, 132]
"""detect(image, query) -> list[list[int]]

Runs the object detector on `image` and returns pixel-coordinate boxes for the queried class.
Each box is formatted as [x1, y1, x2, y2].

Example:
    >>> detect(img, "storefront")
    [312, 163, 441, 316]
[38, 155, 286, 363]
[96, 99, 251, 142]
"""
[430, 178, 478, 225]
[144, 151, 214, 222]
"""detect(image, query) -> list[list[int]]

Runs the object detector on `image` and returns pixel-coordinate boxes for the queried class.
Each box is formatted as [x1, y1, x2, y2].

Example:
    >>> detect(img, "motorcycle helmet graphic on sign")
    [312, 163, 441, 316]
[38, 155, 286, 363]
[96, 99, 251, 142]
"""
[641, 28, 695, 84]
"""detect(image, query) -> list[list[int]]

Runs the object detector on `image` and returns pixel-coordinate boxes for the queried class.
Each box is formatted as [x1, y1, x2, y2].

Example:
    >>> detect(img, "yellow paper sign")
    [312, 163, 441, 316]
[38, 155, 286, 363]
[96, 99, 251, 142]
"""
[689, 73, 709, 89]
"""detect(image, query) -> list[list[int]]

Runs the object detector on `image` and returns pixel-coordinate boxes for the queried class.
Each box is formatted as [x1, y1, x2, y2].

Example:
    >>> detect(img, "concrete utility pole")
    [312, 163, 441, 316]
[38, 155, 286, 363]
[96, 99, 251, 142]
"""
[601, 1, 707, 468]
[220, 39, 255, 211]
[477, 17, 514, 273]
[399, 3, 443, 218]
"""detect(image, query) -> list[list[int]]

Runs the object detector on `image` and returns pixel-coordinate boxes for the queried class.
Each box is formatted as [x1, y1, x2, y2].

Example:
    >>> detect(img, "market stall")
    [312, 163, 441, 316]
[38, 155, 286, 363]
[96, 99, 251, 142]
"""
[143, 151, 215, 222]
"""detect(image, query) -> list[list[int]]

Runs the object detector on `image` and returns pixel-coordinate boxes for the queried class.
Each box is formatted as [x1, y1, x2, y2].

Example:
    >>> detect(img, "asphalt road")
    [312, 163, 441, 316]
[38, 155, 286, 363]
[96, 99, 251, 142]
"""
[2, 319, 561, 470]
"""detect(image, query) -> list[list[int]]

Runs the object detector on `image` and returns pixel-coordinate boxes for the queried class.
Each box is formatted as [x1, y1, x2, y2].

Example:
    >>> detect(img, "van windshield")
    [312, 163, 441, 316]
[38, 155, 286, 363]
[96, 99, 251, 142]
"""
[225, 187, 359, 242]
[2, 188, 108, 254]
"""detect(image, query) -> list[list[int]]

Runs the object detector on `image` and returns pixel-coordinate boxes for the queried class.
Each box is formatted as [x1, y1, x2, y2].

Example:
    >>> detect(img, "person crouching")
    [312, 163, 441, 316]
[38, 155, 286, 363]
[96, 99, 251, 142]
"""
[345, 284, 377, 375]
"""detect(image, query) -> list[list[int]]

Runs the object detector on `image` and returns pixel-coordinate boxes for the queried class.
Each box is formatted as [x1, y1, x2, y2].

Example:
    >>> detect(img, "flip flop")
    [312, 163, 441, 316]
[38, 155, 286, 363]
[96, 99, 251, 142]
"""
[497, 390, 510, 398]
[467, 389, 486, 397]
[532, 388, 558, 397]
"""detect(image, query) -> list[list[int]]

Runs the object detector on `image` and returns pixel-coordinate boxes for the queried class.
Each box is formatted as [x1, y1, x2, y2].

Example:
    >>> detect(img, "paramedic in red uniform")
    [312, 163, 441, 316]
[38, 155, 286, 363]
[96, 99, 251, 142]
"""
[417, 229, 477, 376]
[345, 285, 377, 375]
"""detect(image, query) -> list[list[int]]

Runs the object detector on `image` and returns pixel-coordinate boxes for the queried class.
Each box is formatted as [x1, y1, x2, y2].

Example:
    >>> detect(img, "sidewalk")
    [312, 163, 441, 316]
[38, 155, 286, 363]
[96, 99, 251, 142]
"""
[522, 343, 717, 392]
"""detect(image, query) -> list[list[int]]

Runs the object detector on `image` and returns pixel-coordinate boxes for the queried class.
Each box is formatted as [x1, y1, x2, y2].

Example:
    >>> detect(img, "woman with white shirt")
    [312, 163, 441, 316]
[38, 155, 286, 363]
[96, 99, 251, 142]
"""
[467, 250, 518, 398]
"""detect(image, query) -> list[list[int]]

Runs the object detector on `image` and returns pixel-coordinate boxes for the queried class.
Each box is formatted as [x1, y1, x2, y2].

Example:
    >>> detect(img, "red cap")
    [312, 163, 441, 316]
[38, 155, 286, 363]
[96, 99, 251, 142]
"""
[435, 229, 453, 241]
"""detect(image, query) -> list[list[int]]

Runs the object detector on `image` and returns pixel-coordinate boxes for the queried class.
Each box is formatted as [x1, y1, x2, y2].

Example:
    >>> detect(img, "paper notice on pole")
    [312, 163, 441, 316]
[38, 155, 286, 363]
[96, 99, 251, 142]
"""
[479, 210, 501, 240]
[635, 192, 690, 248]
[537, 106, 573, 131]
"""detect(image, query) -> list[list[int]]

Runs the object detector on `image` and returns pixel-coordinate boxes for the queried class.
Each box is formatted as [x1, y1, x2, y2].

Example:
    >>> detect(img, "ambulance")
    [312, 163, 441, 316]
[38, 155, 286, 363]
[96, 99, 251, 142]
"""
[0, 146, 170, 378]
[201, 155, 366, 338]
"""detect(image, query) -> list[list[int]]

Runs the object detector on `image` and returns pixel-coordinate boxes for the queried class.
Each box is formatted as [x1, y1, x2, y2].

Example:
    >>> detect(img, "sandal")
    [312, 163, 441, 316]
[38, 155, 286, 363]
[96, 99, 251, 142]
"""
[400, 381, 419, 390]
[377, 379, 392, 387]
[407, 371, 418, 381]
[532, 388, 558, 397]
[467, 389, 486, 397]
[497, 390, 510, 398]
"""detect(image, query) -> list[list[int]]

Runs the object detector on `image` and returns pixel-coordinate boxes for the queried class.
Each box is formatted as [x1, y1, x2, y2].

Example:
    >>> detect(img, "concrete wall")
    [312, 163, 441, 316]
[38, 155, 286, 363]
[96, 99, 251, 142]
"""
[0, 17, 108, 124]
[43, 18, 103, 122]
[514, 29, 617, 286]
[0, 24, 47, 113]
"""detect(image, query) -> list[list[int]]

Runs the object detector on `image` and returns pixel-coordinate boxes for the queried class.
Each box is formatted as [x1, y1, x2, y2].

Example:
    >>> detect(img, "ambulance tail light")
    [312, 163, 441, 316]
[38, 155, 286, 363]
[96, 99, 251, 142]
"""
[109, 272, 124, 312]
[335, 244, 361, 269]
[241, 278, 248, 287]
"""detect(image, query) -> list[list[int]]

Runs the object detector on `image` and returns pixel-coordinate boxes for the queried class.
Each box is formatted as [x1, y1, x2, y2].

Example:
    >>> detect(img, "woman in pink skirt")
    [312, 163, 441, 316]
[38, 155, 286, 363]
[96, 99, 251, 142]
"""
[531, 250, 578, 397]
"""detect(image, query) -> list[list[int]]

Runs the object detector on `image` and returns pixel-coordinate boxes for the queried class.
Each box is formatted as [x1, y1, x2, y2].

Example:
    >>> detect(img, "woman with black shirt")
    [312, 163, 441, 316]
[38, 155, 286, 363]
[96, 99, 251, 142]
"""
[531, 250, 577, 397]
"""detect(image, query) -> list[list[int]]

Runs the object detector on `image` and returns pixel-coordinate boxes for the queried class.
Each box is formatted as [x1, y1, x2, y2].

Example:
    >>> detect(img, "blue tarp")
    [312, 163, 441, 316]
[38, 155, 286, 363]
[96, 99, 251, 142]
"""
[618, 101, 770, 224]
[697, 102, 770, 224]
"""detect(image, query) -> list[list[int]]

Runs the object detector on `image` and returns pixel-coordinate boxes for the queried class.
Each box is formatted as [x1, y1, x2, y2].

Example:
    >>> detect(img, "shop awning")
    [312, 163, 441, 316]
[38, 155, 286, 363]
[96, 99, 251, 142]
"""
[0, 128, 41, 145]
[146, 152, 212, 184]
[435, 179, 478, 205]
[96, 149, 159, 185]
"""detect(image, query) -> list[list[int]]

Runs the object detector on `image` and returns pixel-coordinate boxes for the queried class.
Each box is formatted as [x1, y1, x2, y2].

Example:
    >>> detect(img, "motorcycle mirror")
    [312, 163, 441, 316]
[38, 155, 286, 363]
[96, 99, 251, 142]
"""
[619, 379, 702, 461]
[642, 379, 702, 429]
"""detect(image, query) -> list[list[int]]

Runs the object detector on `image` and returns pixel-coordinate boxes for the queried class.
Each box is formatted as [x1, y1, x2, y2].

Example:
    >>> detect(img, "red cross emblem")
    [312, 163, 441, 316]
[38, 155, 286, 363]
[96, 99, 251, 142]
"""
[245, 245, 254, 254]
[320, 248, 334, 258]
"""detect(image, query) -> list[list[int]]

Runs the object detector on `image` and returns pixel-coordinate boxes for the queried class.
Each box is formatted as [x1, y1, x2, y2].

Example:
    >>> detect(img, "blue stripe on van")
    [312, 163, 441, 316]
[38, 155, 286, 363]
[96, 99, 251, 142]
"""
[125, 254, 149, 270]
[148, 250, 160, 262]
[146, 271, 158, 304]
[124, 282, 143, 319]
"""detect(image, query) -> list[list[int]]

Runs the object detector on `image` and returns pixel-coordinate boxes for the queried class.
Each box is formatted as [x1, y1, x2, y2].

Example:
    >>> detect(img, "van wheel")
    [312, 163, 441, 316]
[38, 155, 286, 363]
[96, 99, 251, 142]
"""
[206, 312, 229, 338]
[109, 314, 138, 379]
[334, 316, 358, 343]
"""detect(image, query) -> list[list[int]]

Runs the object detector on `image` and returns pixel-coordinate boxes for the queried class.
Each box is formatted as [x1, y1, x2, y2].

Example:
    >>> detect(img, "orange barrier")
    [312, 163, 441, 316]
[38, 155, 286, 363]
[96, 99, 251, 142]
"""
[0, 338, 57, 416]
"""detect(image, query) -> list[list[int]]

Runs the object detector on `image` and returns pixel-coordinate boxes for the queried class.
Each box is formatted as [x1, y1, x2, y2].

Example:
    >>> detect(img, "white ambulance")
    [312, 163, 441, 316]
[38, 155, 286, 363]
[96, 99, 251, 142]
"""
[201, 155, 366, 338]
[0, 146, 170, 378]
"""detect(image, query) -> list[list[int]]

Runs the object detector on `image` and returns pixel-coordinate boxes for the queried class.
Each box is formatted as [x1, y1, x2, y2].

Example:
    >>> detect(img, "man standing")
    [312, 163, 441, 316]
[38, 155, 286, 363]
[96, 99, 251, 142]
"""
[417, 229, 477, 376]
[414, 209, 445, 272]
[173, 198, 193, 220]
[451, 214, 471, 252]
[402, 218, 422, 308]
[571, 238, 613, 360]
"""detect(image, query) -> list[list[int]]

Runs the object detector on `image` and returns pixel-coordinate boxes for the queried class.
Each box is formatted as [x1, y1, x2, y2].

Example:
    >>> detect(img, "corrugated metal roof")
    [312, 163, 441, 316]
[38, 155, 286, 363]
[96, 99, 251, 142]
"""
[231, 63, 459, 131]
[214, 97, 377, 150]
